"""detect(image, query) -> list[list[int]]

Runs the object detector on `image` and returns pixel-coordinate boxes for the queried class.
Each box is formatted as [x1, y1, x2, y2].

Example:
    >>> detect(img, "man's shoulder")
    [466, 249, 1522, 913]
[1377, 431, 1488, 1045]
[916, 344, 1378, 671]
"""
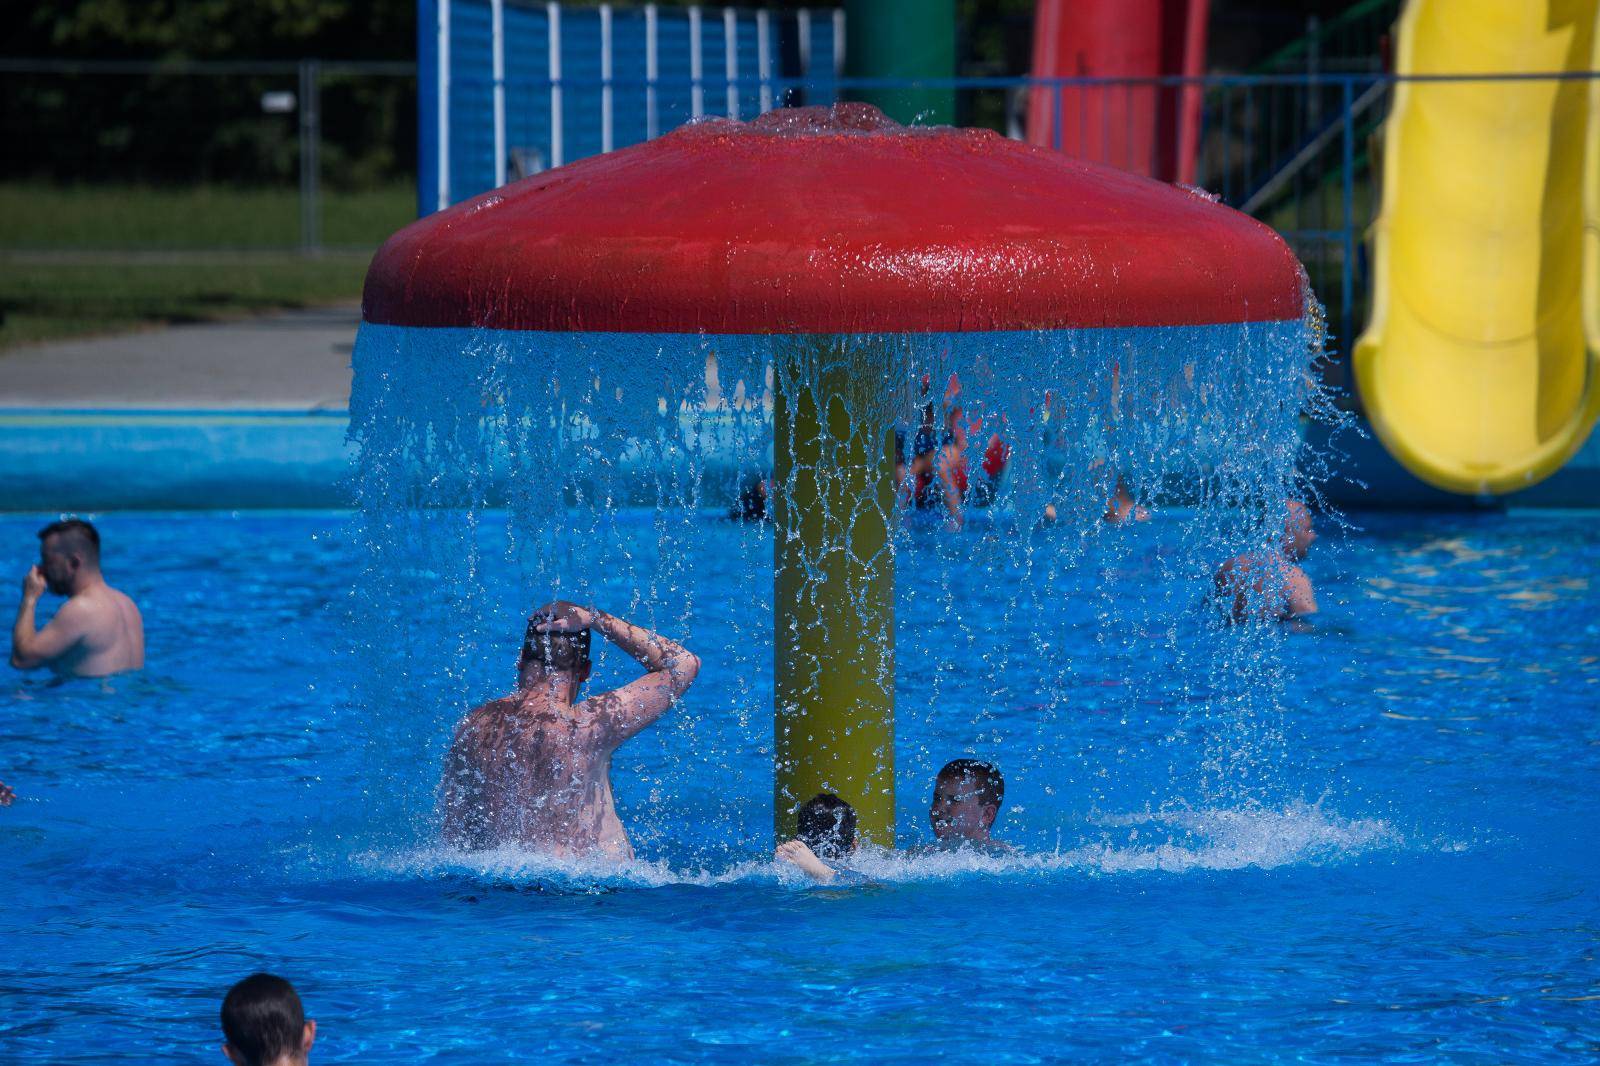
[50, 594, 99, 627]
[106, 584, 143, 615]
[465, 695, 522, 721]
[69, 586, 133, 618]
[450, 696, 505, 734]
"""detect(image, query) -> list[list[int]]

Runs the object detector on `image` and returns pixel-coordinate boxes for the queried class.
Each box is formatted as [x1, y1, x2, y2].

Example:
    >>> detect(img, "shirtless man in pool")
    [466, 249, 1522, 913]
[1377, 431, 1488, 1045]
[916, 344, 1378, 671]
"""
[1213, 500, 1318, 623]
[440, 601, 699, 860]
[11, 519, 143, 678]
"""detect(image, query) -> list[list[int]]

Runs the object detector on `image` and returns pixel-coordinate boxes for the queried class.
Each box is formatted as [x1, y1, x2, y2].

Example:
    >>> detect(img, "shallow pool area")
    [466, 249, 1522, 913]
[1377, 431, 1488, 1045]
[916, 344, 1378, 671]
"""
[3, 508, 1596, 1061]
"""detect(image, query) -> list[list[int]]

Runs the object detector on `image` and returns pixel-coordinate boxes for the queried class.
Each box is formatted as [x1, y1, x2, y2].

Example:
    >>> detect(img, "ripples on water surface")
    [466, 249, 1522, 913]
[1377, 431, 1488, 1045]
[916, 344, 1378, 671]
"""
[2, 510, 1597, 1062]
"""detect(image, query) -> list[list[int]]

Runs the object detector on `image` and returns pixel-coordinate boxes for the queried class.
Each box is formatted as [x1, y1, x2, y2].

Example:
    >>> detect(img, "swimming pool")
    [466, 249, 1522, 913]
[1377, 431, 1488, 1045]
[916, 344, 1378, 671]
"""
[2, 509, 1596, 1061]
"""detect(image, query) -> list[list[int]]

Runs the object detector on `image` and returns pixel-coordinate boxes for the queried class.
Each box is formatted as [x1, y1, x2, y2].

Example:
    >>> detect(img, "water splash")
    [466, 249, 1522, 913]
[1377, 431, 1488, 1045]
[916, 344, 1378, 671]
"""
[348, 304, 1342, 864]
[348, 802, 1400, 893]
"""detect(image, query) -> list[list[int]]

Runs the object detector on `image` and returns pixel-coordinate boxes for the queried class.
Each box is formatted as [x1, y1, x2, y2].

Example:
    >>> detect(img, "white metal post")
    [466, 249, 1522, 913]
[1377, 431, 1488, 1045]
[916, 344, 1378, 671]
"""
[491, 0, 506, 186]
[600, 3, 614, 152]
[833, 8, 845, 79]
[548, 1, 563, 167]
[756, 9, 772, 114]
[797, 8, 812, 80]
[724, 7, 738, 119]
[437, 0, 451, 209]
[645, 4, 659, 138]
[689, 6, 704, 118]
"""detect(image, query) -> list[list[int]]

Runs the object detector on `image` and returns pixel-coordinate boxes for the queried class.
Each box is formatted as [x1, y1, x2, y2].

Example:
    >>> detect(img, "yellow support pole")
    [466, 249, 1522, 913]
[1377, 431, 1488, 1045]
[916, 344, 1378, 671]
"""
[772, 336, 897, 847]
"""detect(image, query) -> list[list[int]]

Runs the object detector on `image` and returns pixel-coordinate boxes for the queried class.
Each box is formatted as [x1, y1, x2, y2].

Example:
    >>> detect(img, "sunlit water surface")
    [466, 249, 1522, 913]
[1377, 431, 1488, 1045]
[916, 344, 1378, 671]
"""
[2, 510, 1597, 1062]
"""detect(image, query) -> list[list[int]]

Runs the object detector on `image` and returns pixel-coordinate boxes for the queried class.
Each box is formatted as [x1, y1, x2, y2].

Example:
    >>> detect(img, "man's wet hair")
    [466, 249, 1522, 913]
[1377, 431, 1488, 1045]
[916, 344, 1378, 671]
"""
[221, 973, 305, 1066]
[520, 611, 592, 675]
[936, 759, 1005, 810]
[796, 792, 857, 860]
[37, 518, 100, 562]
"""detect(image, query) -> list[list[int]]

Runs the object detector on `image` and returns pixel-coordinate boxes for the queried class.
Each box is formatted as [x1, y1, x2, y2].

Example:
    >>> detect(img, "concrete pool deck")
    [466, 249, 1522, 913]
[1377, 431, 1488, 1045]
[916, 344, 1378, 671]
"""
[0, 306, 359, 510]
[0, 303, 357, 410]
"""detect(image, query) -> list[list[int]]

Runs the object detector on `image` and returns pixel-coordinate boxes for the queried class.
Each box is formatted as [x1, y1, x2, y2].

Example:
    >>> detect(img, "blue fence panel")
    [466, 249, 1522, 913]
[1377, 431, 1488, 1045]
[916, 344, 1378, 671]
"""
[733, 11, 764, 119]
[654, 13, 698, 134]
[448, 0, 496, 201]
[701, 11, 729, 119]
[504, 3, 551, 179]
[611, 7, 652, 146]
[561, 8, 605, 163]
[801, 12, 841, 106]
[426, 1, 843, 208]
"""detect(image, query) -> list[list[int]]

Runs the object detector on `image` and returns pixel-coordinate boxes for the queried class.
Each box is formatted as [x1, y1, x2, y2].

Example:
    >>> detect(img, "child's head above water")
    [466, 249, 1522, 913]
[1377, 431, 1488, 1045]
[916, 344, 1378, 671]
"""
[930, 759, 1005, 843]
[796, 793, 857, 860]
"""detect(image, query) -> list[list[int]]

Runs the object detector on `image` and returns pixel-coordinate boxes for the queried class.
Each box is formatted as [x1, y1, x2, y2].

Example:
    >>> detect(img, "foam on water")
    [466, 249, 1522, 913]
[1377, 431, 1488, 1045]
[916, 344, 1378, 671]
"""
[346, 802, 1399, 895]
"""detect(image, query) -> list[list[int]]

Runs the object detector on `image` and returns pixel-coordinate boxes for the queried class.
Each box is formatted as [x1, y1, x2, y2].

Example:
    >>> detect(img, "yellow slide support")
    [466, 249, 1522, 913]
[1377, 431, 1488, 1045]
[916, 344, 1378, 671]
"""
[1353, 0, 1600, 495]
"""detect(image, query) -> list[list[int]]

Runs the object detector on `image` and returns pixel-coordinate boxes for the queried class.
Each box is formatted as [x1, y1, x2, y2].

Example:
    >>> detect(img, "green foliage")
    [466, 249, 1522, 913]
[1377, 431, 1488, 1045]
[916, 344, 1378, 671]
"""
[19, 1, 413, 61]
[7, 2, 417, 187]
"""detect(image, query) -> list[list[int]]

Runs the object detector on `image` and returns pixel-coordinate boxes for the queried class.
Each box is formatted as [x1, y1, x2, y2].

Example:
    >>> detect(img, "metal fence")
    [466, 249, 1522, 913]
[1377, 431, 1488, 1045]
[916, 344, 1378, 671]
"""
[0, 58, 416, 254]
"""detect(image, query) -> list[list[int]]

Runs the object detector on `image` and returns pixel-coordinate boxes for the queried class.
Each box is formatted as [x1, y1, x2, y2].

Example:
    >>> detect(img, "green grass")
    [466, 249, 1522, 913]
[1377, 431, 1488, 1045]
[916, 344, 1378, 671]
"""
[0, 182, 412, 348]
[0, 253, 373, 350]
[0, 182, 416, 250]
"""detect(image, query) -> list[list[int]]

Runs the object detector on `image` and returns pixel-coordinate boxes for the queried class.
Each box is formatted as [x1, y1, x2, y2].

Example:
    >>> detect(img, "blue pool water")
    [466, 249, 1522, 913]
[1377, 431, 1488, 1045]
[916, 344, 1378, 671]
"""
[3, 509, 1597, 1061]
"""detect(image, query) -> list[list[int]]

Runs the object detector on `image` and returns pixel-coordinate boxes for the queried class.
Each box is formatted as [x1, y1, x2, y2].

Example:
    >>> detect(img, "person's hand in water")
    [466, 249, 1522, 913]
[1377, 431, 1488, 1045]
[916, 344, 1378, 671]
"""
[531, 601, 596, 634]
[22, 566, 45, 602]
[776, 839, 837, 883]
[0, 780, 14, 806]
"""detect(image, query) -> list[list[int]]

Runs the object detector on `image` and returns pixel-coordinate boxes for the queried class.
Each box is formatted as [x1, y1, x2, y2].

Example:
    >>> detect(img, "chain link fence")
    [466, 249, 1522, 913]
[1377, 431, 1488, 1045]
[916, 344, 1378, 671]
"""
[0, 59, 416, 254]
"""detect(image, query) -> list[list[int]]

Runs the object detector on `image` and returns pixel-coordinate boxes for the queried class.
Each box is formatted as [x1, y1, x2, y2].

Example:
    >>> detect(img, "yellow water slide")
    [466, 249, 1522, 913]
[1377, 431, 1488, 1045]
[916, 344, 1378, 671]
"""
[1353, 0, 1600, 495]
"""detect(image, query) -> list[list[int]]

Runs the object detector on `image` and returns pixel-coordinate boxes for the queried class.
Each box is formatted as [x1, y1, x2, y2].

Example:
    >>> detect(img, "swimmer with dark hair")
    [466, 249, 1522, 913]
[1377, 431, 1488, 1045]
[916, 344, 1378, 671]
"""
[221, 972, 316, 1066]
[1212, 500, 1318, 624]
[11, 518, 143, 678]
[928, 758, 1010, 852]
[440, 601, 700, 860]
[775, 792, 871, 884]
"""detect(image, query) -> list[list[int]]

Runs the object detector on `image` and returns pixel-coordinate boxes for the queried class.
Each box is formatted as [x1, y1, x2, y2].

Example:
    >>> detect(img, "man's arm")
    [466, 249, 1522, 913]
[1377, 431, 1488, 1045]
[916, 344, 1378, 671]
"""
[1286, 566, 1318, 617]
[11, 568, 86, 670]
[560, 607, 699, 744]
[439, 715, 493, 848]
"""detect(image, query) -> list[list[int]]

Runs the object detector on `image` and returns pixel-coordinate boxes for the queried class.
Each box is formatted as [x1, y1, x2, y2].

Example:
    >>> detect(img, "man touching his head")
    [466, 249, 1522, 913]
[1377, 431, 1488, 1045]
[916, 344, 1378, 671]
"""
[12, 518, 143, 678]
[440, 601, 699, 861]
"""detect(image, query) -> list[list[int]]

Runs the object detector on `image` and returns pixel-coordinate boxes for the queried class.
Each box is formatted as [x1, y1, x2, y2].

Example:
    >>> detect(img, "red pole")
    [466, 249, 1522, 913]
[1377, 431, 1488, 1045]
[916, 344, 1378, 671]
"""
[1176, 0, 1210, 186]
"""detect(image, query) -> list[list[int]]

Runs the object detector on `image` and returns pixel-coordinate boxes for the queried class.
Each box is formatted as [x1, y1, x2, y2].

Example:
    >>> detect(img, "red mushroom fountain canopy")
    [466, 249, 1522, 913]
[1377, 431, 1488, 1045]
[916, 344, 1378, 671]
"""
[362, 105, 1303, 335]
